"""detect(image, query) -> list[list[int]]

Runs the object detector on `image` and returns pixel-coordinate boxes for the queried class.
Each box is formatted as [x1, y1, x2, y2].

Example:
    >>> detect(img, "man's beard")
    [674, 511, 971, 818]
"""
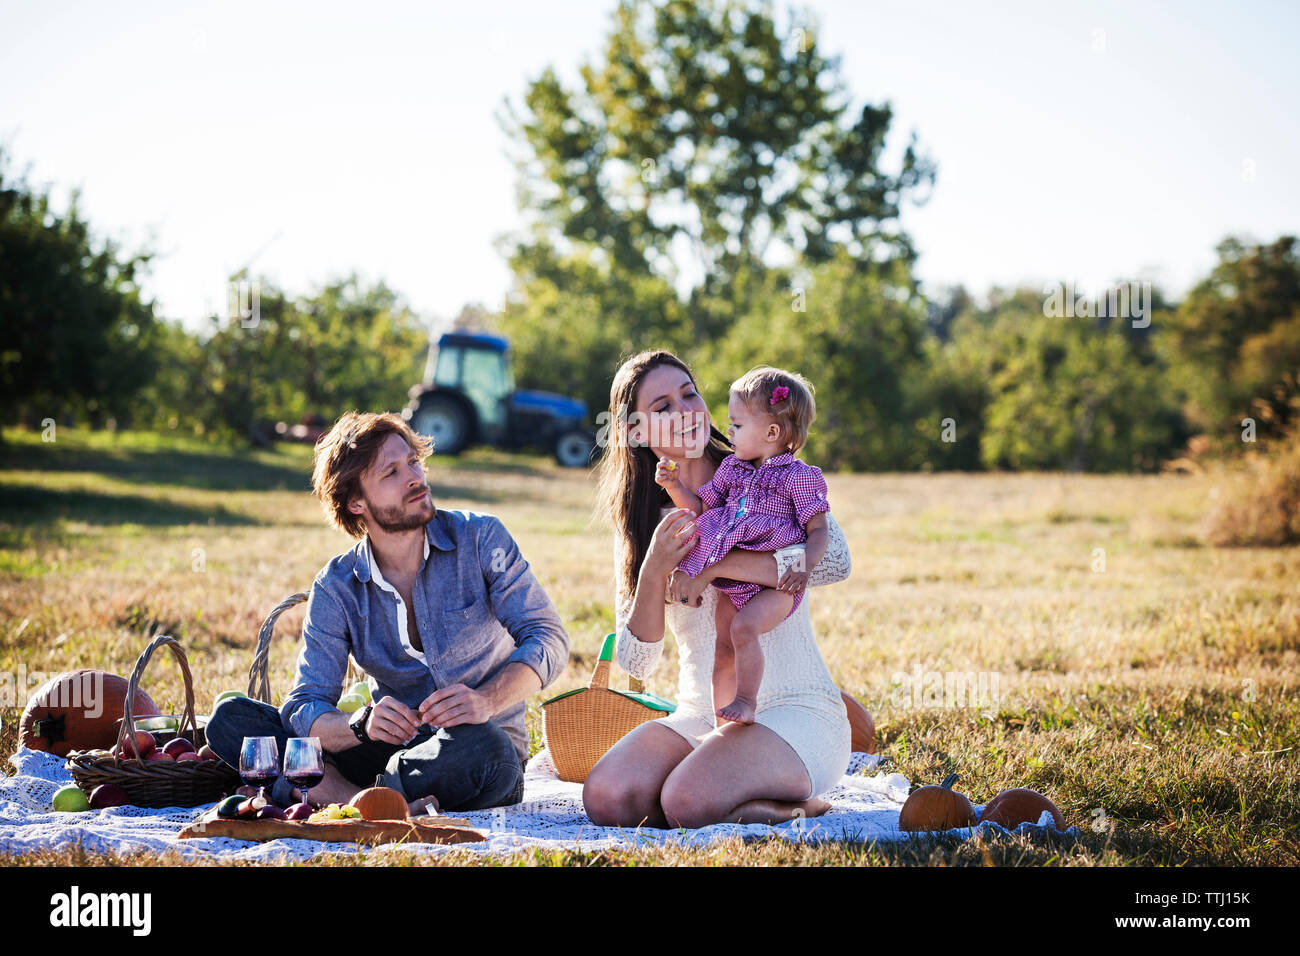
[364, 489, 433, 533]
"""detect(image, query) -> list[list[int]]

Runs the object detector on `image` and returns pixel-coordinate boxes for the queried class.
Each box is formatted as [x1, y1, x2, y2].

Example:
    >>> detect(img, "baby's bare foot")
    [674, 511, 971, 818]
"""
[716, 698, 756, 724]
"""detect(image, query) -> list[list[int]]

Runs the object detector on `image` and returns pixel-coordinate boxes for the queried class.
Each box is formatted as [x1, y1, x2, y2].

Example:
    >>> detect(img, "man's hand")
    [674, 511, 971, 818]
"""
[418, 684, 495, 728]
[367, 696, 422, 745]
[667, 567, 711, 608]
[408, 794, 441, 816]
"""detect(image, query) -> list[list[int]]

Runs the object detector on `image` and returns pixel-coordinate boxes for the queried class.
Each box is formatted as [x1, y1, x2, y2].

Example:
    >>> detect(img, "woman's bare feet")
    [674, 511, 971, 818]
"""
[716, 696, 756, 725]
[726, 795, 831, 825]
[801, 796, 831, 818]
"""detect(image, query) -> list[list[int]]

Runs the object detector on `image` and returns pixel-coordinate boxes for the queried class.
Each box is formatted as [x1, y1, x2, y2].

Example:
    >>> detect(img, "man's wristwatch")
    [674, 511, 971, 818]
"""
[349, 702, 373, 744]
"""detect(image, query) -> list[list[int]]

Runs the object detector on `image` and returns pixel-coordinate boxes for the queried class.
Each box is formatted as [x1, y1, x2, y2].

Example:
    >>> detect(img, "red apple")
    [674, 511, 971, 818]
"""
[175, 751, 203, 763]
[146, 750, 174, 762]
[117, 730, 156, 760]
[197, 745, 219, 762]
[88, 784, 130, 809]
[162, 737, 195, 757]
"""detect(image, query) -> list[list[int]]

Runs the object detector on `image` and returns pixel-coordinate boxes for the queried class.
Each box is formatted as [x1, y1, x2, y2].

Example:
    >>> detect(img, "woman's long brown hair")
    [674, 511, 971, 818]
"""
[593, 350, 732, 607]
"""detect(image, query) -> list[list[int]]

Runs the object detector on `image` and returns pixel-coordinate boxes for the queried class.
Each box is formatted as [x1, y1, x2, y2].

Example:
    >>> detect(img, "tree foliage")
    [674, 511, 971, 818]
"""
[919, 286, 1188, 472]
[1162, 235, 1300, 439]
[695, 253, 931, 471]
[503, 0, 933, 302]
[191, 276, 428, 444]
[0, 150, 159, 432]
[499, 0, 936, 459]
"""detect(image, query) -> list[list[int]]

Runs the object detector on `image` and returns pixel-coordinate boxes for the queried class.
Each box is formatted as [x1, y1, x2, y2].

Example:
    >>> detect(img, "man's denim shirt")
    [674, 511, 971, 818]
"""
[280, 508, 570, 764]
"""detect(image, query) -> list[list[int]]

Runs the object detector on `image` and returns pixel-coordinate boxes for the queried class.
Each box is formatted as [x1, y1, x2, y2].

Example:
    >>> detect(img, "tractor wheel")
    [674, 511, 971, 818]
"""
[411, 395, 469, 456]
[554, 429, 595, 468]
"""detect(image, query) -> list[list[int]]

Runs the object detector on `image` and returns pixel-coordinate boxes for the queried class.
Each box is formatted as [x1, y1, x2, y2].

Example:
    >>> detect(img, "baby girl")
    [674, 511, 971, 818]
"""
[655, 366, 829, 725]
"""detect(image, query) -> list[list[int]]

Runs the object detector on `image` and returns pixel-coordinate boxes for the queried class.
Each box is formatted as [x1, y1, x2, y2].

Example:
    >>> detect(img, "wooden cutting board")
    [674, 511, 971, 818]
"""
[178, 812, 486, 845]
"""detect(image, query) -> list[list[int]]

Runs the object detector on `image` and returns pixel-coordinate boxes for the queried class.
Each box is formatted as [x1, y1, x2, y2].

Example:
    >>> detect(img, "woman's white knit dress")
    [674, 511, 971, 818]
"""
[615, 509, 853, 799]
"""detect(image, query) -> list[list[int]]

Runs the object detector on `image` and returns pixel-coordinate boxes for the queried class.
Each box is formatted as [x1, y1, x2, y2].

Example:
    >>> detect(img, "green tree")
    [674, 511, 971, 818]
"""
[499, 240, 688, 418]
[131, 317, 206, 433]
[697, 252, 931, 471]
[917, 310, 995, 471]
[498, 0, 935, 418]
[196, 275, 427, 445]
[968, 288, 1185, 472]
[1162, 235, 1300, 439]
[0, 151, 159, 434]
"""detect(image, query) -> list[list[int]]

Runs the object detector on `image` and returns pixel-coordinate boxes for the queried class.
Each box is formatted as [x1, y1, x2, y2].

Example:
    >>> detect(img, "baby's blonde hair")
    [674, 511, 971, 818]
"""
[730, 366, 816, 453]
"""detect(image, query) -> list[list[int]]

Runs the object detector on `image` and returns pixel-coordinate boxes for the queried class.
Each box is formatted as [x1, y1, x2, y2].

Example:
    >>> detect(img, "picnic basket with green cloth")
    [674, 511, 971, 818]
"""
[541, 632, 675, 783]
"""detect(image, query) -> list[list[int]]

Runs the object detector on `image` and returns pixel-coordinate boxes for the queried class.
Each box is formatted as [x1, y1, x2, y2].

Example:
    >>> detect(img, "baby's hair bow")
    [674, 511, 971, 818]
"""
[770, 385, 790, 405]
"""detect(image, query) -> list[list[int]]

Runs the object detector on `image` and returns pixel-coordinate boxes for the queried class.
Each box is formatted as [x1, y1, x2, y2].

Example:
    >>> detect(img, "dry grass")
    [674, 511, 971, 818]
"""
[2, 426, 1297, 866]
[1205, 422, 1300, 547]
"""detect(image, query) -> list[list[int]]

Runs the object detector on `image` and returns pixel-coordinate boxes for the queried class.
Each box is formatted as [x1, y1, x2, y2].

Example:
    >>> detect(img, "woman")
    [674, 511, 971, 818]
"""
[582, 350, 853, 828]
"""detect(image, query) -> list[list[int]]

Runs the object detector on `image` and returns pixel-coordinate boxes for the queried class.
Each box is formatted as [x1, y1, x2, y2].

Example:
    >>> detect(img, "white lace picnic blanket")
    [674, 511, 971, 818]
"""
[0, 748, 1078, 861]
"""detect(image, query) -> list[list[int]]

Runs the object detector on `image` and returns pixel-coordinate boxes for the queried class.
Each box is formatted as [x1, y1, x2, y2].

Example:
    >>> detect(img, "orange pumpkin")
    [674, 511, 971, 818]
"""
[347, 777, 410, 821]
[20, 670, 160, 757]
[840, 691, 876, 754]
[979, 788, 1065, 830]
[899, 774, 977, 832]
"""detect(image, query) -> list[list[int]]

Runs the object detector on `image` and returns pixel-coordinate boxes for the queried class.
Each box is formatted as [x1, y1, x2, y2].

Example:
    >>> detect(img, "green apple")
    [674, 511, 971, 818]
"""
[347, 681, 373, 704]
[135, 715, 179, 734]
[336, 693, 366, 714]
[213, 690, 247, 712]
[52, 785, 91, 812]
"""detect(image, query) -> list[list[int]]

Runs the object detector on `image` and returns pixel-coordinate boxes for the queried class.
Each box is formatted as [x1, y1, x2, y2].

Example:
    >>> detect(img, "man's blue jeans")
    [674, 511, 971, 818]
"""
[205, 696, 525, 811]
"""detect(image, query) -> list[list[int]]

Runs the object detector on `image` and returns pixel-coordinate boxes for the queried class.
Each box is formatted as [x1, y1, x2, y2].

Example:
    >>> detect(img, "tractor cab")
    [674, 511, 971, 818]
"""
[405, 332, 596, 467]
[424, 333, 513, 445]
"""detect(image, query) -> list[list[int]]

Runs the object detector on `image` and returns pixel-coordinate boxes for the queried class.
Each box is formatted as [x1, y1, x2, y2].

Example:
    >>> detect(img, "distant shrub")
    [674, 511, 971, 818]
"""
[1205, 422, 1300, 546]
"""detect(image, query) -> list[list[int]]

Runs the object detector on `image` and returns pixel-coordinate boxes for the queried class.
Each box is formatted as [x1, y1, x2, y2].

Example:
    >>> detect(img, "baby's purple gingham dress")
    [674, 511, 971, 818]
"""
[677, 451, 830, 617]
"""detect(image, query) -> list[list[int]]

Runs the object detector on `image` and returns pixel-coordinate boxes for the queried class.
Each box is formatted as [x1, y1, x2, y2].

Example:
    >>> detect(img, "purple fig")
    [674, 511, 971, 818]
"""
[255, 805, 287, 821]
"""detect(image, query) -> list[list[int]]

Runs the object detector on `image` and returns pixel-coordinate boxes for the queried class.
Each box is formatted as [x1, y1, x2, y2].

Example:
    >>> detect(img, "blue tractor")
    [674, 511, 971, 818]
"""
[403, 332, 598, 467]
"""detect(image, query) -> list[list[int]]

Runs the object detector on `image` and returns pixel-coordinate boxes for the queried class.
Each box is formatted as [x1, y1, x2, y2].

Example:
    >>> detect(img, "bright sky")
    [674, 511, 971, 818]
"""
[3, 0, 1296, 331]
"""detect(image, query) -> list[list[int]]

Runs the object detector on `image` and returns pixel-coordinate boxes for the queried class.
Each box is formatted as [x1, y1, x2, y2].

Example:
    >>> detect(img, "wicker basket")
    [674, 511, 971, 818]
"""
[541, 633, 675, 783]
[67, 635, 241, 808]
[247, 591, 367, 705]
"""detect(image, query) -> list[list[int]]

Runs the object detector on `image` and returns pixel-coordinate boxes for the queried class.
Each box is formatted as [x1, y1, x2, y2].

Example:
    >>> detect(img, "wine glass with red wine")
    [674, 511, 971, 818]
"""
[284, 737, 324, 808]
[239, 736, 280, 805]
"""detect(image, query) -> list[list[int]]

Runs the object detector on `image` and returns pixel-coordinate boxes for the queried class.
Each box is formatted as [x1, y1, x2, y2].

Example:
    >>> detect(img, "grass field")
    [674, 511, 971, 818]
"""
[1, 426, 1297, 866]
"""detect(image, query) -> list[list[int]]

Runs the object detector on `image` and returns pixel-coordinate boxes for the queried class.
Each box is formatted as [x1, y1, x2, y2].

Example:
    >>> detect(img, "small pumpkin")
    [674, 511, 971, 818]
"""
[899, 773, 978, 832]
[978, 788, 1065, 830]
[840, 691, 876, 754]
[347, 776, 410, 821]
[20, 670, 160, 757]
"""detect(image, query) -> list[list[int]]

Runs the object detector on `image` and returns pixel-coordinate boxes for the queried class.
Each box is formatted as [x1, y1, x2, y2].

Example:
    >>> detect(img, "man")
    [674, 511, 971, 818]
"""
[206, 410, 569, 813]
